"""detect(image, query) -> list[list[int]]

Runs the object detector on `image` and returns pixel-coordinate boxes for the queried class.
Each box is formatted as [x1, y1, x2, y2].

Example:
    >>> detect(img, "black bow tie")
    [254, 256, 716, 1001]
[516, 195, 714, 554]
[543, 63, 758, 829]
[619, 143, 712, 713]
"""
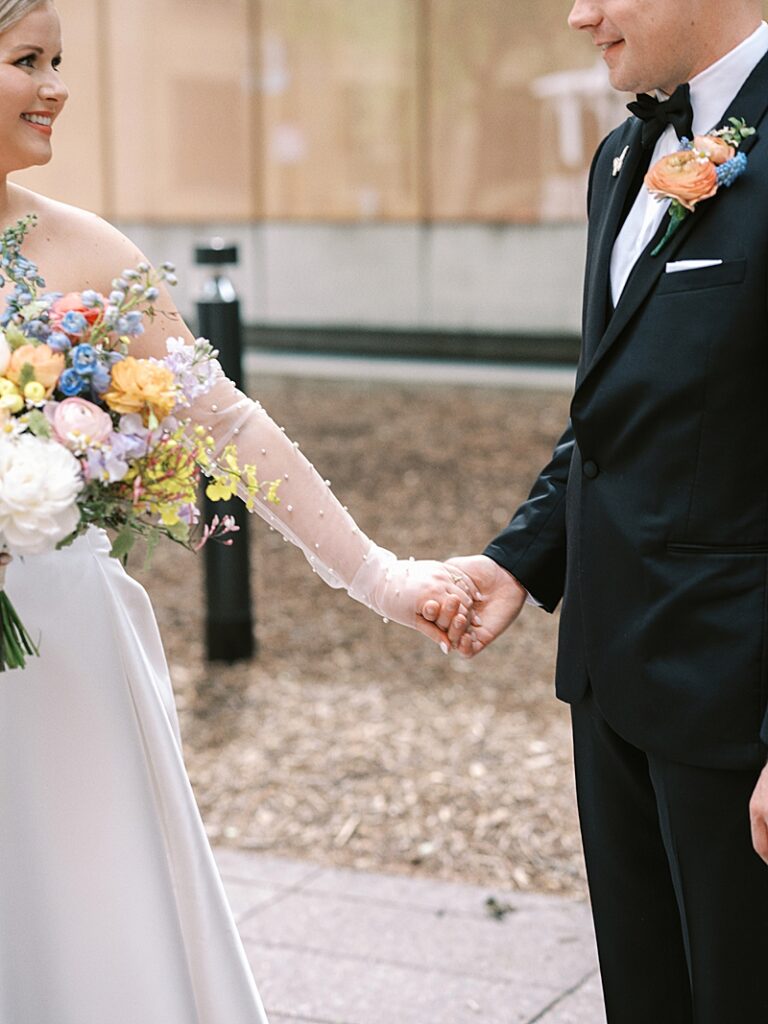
[627, 83, 694, 149]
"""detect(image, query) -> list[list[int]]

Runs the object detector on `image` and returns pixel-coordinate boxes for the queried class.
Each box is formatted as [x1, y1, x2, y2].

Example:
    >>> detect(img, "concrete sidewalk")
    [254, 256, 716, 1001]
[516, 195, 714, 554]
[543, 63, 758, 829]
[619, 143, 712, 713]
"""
[213, 847, 606, 1024]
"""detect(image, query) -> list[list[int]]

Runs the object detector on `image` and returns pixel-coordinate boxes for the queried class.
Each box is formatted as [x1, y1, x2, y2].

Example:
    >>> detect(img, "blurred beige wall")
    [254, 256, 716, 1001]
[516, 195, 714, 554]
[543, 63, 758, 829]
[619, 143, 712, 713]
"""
[15, 0, 768, 224]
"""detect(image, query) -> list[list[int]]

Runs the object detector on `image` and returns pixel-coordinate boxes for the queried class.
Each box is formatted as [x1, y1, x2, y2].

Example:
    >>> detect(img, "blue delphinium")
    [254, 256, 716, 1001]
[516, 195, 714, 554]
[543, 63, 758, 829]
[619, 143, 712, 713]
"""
[58, 368, 86, 397]
[72, 343, 98, 376]
[115, 311, 144, 337]
[90, 363, 112, 396]
[22, 318, 50, 342]
[59, 311, 88, 337]
[48, 330, 72, 353]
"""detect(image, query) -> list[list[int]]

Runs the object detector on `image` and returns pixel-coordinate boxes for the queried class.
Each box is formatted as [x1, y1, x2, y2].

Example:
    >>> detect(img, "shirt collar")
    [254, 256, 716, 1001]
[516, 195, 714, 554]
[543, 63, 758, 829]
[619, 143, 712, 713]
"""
[676, 22, 768, 134]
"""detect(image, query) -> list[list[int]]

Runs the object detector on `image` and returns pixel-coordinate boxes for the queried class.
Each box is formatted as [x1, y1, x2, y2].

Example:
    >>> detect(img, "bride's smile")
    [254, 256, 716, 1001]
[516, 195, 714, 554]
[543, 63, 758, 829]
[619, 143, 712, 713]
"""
[0, 1, 66, 177]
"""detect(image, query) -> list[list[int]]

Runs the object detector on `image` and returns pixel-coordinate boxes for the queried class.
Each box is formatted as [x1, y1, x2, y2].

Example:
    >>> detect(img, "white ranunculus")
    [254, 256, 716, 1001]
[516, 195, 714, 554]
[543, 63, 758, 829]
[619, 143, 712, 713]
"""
[0, 330, 10, 375]
[0, 434, 82, 556]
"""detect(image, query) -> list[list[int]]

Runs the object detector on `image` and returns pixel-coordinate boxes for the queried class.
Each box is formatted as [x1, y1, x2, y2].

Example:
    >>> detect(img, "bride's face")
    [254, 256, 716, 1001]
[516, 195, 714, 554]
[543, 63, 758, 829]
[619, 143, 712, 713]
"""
[0, 2, 68, 177]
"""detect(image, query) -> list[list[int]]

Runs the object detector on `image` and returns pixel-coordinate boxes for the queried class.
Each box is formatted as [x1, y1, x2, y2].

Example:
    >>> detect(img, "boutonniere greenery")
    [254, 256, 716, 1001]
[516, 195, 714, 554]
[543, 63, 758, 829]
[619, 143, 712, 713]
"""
[645, 118, 755, 256]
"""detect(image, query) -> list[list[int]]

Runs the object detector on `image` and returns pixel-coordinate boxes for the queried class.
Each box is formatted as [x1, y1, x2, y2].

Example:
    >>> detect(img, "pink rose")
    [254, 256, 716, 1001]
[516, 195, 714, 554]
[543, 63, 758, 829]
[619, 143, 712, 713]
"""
[50, 293, 101, 327]
[692, 134, 735, 165]
[47, 398, 113, 449]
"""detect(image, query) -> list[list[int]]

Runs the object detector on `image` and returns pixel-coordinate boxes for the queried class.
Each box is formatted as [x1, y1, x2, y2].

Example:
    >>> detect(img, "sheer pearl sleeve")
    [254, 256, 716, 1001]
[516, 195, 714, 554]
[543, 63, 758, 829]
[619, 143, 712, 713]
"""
[186, 368, 473, 630]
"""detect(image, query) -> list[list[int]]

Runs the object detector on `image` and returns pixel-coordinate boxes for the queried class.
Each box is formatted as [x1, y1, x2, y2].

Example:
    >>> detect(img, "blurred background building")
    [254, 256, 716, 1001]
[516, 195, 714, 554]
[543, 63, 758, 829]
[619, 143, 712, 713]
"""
[15, 0, 633, 358]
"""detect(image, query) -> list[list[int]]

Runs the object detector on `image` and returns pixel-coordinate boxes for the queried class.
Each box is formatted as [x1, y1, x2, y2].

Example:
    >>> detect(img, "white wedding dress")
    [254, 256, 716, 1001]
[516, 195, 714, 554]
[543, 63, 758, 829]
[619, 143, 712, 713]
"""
[0, 528, 271, 1024]
[0, 370, 468, 1023]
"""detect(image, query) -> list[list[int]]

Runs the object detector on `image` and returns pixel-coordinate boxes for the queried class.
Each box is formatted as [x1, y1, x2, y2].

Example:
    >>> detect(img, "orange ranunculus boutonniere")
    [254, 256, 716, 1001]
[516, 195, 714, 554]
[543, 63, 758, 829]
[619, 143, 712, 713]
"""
[646, 150, 718, 212]
[645, 117, 754, 256]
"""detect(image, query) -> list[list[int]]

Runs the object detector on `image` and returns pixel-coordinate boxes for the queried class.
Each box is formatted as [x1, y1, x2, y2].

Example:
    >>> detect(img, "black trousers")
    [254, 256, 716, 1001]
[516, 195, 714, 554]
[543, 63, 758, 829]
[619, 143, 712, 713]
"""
[571, 691, 768, 1024]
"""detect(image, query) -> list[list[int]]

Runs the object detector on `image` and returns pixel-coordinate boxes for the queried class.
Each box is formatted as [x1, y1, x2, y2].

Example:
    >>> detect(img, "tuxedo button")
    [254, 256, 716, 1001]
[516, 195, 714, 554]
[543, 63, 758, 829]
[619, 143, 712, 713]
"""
[583, 460, 599, 479]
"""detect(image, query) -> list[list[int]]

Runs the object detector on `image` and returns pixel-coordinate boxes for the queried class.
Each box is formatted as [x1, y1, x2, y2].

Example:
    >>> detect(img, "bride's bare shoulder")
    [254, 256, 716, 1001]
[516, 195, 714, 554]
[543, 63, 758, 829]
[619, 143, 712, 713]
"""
[8, 185, 145, 290]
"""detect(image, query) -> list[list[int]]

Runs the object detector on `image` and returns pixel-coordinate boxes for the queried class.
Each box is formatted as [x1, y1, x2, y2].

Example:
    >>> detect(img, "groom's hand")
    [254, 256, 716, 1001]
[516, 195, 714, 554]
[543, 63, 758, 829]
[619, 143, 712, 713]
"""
[422, 555, 527, 657]
[749, 762, 768, 864]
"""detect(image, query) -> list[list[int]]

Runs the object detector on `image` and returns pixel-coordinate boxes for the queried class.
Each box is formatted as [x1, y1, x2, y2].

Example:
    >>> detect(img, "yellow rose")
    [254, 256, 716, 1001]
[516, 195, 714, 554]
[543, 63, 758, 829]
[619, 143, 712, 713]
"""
[7, 344, 66, 396]
[645, 150, 718, 212]
[104, 357, 177, 423]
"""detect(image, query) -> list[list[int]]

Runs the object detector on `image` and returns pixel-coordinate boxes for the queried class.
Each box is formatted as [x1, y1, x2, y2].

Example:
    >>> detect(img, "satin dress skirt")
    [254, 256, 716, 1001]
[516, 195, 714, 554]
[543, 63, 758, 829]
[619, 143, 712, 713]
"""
[0, 529, 269, 1024]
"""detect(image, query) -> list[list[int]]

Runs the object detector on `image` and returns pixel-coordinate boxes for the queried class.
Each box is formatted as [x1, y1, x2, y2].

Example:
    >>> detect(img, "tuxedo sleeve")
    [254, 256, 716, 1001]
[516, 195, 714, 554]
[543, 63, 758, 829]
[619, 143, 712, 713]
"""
[483, 421, 574, 613]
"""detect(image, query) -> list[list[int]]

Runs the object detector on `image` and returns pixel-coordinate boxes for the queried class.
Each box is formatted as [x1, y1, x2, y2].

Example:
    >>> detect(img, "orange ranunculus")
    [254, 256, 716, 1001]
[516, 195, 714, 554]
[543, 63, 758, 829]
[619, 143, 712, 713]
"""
[51, 292, 101, 327]
[7, 344, 66, 396]
[645, 150, 718, 212]
[692, 134, 735, 165]
[103, 357, 177, 423]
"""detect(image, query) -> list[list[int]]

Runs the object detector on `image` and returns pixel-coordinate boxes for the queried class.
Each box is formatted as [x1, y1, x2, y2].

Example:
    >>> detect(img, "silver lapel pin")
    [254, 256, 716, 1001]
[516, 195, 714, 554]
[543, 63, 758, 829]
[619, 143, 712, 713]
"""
[612, 145, 630, 177]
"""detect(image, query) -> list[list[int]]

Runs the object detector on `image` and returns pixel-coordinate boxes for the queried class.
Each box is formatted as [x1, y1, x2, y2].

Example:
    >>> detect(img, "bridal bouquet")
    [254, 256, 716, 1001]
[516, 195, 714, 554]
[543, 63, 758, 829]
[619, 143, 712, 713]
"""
[0, 214, 278, 671]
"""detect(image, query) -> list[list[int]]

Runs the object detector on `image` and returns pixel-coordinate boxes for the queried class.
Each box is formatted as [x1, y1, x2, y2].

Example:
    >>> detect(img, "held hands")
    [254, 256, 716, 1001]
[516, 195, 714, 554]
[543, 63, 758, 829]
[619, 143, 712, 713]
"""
[350, 547, 526, 655]
[421, 555, 528, 657]
[348, 545, 481, 650]
[750, 763, 768, 864]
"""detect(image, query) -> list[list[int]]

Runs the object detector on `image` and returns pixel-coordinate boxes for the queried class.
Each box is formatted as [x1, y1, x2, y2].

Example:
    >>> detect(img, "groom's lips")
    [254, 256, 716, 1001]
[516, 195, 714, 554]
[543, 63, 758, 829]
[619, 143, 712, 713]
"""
[598, 39, 625, 59]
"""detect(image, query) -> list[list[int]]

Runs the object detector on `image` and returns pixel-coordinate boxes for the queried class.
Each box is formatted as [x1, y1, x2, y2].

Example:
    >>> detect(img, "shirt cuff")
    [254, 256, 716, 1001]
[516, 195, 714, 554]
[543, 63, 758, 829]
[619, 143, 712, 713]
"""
[511, 575, 544, 609]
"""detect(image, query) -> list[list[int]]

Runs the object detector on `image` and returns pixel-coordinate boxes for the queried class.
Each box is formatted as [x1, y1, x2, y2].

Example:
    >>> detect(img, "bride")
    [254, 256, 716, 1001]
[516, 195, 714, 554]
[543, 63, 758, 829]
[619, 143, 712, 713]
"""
[0, 2, 478, 1021]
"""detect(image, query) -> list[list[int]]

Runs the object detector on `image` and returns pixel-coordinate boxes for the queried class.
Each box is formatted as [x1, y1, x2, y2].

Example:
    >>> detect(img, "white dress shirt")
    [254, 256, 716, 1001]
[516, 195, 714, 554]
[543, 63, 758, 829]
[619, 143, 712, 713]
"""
[610, 21, 768, 306]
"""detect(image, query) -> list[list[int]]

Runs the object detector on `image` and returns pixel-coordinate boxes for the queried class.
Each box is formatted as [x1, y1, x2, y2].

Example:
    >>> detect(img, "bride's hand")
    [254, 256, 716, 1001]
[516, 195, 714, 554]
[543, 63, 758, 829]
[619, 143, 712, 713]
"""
[348, 551, 479, 650]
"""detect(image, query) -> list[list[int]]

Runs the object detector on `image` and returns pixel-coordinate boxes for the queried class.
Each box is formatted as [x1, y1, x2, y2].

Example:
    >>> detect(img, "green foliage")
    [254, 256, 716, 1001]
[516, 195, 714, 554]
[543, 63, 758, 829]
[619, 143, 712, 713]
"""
[4, 323, 27, 350]
[712, 117, 757, 148]
[24, 410, 52, 438]
[110, 527, 137, 563]
[17, 363, 36, 389]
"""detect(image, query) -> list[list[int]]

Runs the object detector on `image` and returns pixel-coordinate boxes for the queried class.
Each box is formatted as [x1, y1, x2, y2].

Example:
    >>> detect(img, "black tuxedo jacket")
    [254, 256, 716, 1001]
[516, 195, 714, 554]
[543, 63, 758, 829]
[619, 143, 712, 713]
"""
[485, 53, 768, 770]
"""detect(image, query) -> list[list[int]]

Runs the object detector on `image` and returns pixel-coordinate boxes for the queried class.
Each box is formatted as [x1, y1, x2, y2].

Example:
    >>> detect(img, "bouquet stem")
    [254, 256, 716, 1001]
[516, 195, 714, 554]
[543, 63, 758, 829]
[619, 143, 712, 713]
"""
[0, 556, 39, 671]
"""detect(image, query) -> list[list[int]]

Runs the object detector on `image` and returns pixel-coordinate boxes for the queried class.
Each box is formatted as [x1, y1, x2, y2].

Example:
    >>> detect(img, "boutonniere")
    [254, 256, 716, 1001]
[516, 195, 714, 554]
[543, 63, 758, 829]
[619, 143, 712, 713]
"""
[645, 117, 755, 256]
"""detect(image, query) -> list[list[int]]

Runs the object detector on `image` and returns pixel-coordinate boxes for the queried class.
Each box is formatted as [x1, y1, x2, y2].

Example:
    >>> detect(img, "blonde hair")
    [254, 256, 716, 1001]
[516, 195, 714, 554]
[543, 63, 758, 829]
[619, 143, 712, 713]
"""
[0, 0, 48, 35]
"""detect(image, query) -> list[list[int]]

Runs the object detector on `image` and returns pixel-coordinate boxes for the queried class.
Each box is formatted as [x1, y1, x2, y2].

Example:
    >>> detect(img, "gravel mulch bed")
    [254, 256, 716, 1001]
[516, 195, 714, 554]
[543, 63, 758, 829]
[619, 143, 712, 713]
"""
[133, 375, 586, 898]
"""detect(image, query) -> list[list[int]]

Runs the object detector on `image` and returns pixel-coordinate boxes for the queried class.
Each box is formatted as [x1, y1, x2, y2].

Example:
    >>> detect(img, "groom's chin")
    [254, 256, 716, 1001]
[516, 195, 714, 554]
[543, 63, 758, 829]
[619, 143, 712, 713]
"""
[603, 49, 650, 95]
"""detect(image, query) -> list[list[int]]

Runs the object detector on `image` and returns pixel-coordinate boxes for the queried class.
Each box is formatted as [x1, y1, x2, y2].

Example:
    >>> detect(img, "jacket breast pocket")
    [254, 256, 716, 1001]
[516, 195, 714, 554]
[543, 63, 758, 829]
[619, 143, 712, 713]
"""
[655, 258, 747, 295]
[666, 541, 768, 556]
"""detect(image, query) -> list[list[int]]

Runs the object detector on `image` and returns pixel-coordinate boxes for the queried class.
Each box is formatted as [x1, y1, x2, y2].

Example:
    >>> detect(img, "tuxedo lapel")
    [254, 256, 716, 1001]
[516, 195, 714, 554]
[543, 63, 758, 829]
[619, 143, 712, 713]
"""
[575, 50, 768, 398]
[580, 120, 645, 364]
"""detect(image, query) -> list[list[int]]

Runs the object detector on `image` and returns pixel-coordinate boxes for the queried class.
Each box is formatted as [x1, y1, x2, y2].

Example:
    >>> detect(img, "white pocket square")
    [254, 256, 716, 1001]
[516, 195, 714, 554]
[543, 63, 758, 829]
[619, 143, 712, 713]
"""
[665, 259, 724, 274]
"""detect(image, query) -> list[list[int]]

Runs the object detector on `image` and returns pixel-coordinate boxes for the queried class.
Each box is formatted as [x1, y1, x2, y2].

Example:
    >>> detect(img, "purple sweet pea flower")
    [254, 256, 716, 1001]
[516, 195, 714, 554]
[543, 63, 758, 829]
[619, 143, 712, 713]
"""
[84, 445, 129, 484]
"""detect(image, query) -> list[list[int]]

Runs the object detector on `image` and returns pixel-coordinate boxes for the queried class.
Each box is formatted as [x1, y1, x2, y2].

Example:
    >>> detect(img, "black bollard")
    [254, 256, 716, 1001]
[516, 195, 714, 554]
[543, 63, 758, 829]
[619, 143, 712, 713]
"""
[196, 240, 255, 661]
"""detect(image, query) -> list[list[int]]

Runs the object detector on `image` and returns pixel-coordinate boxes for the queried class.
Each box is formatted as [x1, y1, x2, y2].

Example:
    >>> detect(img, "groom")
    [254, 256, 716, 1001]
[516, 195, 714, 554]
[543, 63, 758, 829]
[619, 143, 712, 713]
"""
[428, 0, 768, 1020]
